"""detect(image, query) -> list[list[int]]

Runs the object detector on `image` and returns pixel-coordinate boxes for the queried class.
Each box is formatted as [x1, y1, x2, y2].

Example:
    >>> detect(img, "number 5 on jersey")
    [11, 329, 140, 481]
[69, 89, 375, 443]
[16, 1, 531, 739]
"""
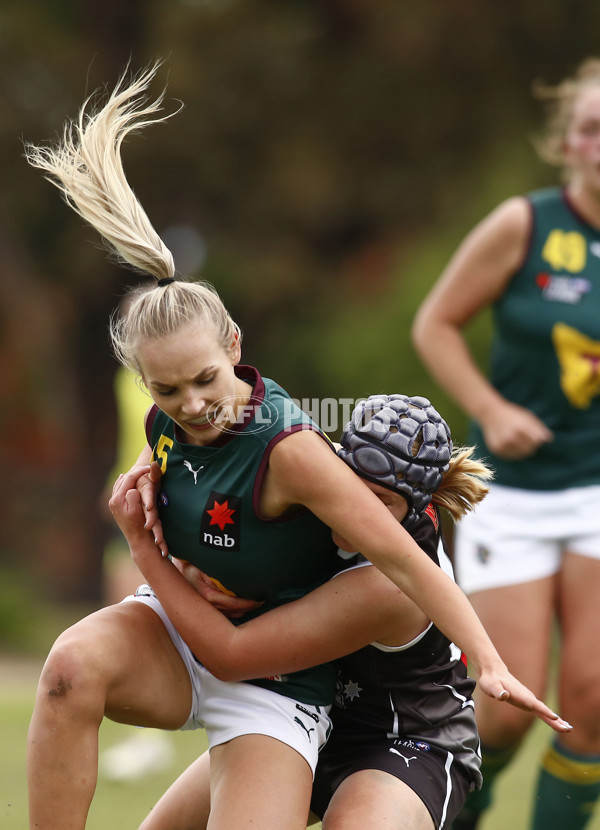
[153, 434, 173, 473]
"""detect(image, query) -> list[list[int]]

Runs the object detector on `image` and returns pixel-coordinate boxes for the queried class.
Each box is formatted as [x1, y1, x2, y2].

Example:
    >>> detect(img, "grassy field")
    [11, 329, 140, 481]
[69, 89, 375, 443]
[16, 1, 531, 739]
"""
[2, 653, 600, 830]
[1, 655, 211, 829]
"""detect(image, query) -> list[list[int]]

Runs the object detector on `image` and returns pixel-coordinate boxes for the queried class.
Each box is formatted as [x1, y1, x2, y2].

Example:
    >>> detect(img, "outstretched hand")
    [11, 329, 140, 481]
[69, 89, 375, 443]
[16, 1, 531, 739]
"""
[477, 665, 572, 733]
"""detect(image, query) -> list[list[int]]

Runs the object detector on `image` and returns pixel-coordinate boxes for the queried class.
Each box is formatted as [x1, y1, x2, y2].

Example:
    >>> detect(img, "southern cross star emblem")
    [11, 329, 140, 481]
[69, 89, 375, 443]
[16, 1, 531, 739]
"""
[343, 679, 362, 701]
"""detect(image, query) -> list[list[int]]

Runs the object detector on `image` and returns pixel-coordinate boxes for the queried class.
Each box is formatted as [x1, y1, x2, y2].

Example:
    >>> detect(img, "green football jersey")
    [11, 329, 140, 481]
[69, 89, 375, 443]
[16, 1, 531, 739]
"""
[469, 187, 600, 489]
[149, 366, 338, 704]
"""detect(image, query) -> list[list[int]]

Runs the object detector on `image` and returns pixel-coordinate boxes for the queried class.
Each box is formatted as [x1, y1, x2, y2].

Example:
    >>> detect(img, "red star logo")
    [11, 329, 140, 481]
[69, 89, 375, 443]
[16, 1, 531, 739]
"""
[536, 272, 550, 289]
[207, 500, 236, 531]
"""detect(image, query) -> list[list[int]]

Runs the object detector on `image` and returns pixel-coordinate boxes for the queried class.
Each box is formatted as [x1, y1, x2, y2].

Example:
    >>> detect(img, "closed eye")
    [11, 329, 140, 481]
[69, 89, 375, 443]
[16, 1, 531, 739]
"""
[153, 387, 176, 397]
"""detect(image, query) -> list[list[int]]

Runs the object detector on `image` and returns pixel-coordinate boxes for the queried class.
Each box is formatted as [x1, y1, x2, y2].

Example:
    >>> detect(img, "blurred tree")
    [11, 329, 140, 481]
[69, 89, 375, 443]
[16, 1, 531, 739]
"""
[0, 0, 145, 601]
[1, 0, 600, 603]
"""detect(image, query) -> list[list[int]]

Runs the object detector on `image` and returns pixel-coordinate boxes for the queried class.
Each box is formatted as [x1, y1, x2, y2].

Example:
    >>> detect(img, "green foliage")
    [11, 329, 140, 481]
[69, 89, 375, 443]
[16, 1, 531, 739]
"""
[0, 568, 54, 654]
[2, 0, 600, 600]
[0, 567, 93, 656]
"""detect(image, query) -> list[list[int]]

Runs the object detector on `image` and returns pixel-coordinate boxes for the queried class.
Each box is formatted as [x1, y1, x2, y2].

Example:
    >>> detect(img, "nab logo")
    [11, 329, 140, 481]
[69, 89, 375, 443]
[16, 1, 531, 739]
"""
[200, 491, 242, 551]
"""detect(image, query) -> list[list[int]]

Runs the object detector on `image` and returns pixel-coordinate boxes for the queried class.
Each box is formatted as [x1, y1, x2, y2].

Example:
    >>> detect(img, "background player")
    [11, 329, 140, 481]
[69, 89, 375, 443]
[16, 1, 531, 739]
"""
[412, 57, 600, 829]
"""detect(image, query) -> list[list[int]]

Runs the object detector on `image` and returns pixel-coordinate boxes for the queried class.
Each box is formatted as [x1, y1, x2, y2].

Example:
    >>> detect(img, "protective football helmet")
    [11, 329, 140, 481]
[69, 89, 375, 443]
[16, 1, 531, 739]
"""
[338, 394, 452, 526]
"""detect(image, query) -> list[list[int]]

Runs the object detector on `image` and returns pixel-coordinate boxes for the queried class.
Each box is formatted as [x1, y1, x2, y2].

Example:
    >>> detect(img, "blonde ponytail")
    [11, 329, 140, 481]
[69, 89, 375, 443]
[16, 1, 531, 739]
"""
[433, 446, 494, 521]
[24, 62, 177, 280]
[26, 63, 243, 376]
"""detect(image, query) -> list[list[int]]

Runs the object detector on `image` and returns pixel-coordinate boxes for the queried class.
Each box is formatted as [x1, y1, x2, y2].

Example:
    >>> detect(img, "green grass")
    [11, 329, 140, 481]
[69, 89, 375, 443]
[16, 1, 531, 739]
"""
[2, 655, 599, 830]
[0, 658, 208, 829]
[477, 724, 600, 830]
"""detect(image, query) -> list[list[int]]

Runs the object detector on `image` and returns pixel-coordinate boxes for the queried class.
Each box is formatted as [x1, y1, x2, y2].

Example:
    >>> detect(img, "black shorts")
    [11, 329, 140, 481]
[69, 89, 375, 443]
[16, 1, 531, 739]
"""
[311, 732, 477, 829]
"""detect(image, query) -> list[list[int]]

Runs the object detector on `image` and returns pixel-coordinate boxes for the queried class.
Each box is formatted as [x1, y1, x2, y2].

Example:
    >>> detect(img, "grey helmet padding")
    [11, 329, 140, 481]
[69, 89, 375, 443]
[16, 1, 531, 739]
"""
[338, 394, 452, 527]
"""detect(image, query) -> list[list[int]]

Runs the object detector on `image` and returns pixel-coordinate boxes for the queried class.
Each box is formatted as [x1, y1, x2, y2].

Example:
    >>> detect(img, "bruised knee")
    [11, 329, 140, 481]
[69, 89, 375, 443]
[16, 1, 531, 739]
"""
[37, 623, 115, 716]
[47, 674, 73, 699]
[39, 648, 93, 712]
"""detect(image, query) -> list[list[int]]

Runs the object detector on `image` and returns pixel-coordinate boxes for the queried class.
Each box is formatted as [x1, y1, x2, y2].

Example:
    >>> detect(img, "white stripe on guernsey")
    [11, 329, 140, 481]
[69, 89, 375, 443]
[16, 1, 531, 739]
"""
[449, 642, 462, 662]
[386, 691, 399, 739]
[371, 623, 434, 652]
[434, 682, 475, 710]
[440, 751, 454, 829]
[437, 539, 455, 578]
[437, 543, 467, 661]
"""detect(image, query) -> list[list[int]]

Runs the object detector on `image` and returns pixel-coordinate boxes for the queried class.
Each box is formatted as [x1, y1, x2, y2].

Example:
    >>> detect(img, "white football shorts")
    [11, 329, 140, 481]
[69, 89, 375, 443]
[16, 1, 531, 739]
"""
[123, 589, 332, 775]
[454, 483, 600, 594]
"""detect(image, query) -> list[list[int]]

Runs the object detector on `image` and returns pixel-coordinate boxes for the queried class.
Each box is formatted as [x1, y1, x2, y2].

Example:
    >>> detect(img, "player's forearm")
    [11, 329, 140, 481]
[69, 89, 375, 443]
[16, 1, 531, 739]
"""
[128, 539, 318, 681]
[412, 320, 504, 425]
[361, 530, 501, 674]
[127, 539, 248, 678]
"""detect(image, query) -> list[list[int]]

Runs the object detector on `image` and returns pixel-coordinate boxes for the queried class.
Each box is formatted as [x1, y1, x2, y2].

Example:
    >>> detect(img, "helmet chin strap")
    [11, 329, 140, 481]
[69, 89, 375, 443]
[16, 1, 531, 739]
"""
[338, 394, 452, 528]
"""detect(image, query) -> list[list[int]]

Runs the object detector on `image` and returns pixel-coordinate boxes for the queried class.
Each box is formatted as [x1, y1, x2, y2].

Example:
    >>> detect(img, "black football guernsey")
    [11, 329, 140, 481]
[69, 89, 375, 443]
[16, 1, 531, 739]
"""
[147, 365, 338, 705]
[317, 503, 482, 787]
[469, 187, 600, 490]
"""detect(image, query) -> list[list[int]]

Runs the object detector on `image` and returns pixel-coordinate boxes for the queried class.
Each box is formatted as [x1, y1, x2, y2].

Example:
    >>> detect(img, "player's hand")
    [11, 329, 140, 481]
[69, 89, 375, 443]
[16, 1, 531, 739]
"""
[109, 466, 153, 542]
[174, 560, 264, 619]
[477, 665, 572, 733]
[480, 400, 553, 459]
[135, 461, 168, 556]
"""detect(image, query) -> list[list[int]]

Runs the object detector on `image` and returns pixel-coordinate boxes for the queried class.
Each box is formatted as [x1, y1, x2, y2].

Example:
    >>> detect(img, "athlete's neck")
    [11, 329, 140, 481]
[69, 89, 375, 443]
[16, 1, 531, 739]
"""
[565, 182, 600, 230]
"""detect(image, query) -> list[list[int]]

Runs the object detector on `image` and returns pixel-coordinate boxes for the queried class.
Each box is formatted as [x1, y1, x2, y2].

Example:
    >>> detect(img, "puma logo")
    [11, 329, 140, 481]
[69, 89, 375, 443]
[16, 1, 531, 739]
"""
[294, 717, 315, 742]
[183, 460, 204, 484]
[389, 748, 417, 767]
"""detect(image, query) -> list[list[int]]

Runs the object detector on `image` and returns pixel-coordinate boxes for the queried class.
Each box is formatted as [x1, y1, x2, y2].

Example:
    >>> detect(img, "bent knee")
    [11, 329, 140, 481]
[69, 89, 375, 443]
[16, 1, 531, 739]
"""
[37, 610, 135, 709]
[562, 684, 600, 739]
[37, 635, 106, 714]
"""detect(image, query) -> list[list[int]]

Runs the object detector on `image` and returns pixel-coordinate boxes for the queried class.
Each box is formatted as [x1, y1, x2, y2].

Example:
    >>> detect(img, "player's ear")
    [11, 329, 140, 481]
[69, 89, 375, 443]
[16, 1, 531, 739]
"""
[229, 331, 241, 364]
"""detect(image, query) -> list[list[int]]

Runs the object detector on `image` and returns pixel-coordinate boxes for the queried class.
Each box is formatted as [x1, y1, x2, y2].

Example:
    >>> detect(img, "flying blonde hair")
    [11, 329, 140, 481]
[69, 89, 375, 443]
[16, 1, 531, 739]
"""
[24, 63, 241, 374]
[25, 62, 176, 280]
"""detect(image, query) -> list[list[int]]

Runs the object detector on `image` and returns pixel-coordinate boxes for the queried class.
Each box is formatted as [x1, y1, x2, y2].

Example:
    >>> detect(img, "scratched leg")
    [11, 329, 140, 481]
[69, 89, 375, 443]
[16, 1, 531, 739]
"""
[27, 602, 192, 830]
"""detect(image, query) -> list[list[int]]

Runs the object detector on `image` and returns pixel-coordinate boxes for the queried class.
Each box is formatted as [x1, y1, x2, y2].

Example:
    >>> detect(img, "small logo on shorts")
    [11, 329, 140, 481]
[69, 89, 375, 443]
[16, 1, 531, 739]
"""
[476, 544, 491, 565]
[390, 748, 417, 767]
[295, 704, 320, 724]
[294, 717, 316, 742]
[394, 738, 430, 753]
